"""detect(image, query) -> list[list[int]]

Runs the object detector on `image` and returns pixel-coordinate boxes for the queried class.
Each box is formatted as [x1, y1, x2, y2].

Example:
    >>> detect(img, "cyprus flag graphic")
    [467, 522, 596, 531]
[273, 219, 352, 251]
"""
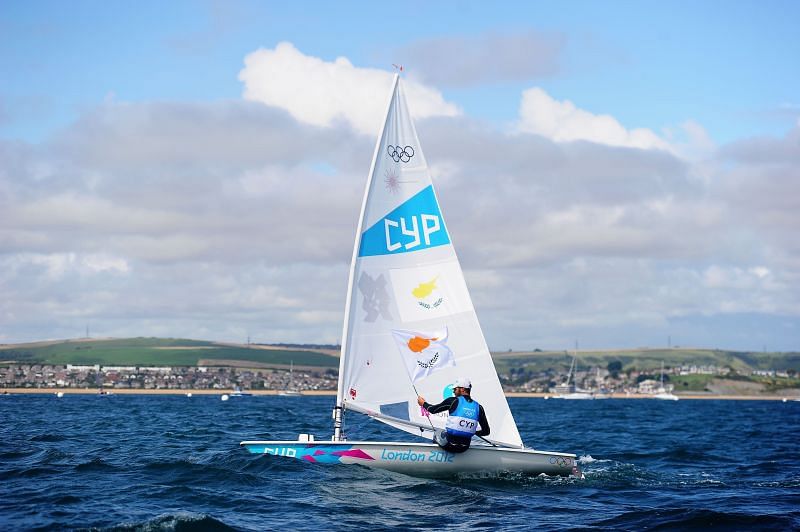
[392, 328, 456, 383]
[389, 261, 474, 323]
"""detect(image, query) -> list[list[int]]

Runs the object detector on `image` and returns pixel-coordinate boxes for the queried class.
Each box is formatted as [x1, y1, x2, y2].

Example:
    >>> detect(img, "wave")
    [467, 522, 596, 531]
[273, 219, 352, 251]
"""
[2, 396, 798, 530]
[110, 512, 236, 531]
[0, 465, 64, 479]
[578, 454, 612, 464]
[30, 433, 68, 442]
[595, 508, 797, 530]
[75, 458, 119, 472]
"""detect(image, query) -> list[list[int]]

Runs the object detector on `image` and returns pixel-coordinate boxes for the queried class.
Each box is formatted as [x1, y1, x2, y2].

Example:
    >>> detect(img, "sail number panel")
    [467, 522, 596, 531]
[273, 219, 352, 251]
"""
[359, 185, 450, 257]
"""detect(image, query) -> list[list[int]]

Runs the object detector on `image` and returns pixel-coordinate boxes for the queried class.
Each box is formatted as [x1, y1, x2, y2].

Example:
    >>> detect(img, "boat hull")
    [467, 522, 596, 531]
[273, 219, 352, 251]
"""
[553, 392, 594, 400]
[653, 392, 679, 401]
[240, 440, 581, 478]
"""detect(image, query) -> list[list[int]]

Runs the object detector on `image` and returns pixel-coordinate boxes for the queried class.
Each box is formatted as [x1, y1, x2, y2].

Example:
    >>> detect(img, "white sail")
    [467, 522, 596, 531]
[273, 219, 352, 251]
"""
[336, 74, 523, 448]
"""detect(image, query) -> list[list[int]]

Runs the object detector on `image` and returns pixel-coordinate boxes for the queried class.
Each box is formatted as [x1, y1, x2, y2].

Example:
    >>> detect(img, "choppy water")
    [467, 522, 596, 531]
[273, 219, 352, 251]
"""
[1, 394, 798, 530]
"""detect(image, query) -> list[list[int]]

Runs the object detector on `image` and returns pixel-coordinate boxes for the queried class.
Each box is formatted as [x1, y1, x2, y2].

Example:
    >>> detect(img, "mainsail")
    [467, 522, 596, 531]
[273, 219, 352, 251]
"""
[336, 74, 523, 448]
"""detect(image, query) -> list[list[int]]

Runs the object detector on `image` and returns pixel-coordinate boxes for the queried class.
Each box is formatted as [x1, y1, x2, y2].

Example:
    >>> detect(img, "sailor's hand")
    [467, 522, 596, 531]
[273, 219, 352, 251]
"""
[417, 396, 426, 407]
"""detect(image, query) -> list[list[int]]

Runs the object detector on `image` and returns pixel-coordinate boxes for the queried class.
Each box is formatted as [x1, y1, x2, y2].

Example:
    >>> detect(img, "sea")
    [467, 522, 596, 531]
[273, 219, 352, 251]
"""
[1, 394, 798, 531]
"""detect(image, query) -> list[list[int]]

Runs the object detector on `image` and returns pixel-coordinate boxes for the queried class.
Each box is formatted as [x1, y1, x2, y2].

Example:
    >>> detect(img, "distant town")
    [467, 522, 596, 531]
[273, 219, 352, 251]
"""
[0, 364, 337, 393]
[2, 361, 796, 396]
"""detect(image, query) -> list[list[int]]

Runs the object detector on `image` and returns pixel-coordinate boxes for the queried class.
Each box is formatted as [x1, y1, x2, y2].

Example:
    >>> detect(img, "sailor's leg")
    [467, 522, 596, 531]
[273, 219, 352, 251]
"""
[434, 430, 470, 453]
[443, 441, 470, 453]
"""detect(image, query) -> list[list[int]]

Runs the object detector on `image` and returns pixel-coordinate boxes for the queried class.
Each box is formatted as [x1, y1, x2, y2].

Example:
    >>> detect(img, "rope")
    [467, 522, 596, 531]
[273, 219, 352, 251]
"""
[411, 383, 438, 436]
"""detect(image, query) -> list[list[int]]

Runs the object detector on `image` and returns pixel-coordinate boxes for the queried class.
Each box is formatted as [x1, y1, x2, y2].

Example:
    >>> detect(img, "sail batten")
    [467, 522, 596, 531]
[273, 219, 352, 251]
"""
[336, 75, 523, 448]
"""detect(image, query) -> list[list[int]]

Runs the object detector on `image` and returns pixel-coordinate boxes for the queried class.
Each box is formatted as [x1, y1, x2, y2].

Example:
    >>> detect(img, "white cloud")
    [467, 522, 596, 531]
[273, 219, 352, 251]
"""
[2, 43, 798, 351]
[517, 87, 672, 151]
[238, 41, 460, 135]
[28, 253, 77, 280]
[15, 252, 129, 280]
[82, 254, 130, 274]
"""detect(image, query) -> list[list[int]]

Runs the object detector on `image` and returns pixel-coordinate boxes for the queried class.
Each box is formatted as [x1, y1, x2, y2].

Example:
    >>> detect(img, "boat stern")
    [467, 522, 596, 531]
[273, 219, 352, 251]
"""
[571, 460, 584, 479]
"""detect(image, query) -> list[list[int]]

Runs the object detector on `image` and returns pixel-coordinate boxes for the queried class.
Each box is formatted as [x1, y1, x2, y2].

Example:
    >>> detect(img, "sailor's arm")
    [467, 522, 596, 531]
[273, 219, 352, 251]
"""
[417, 396, 457, 414]
[476, 405, 490, 437]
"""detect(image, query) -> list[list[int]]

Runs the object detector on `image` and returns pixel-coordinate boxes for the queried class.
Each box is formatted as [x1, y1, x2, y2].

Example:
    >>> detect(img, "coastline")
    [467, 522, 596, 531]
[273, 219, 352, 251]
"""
[2, 388, 797, 401]
[0, 388, 334, 396]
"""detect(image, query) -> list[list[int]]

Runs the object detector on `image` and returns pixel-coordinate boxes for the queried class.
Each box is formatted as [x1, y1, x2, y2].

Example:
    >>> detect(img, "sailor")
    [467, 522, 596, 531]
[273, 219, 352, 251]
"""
[416, 377, 490, 453]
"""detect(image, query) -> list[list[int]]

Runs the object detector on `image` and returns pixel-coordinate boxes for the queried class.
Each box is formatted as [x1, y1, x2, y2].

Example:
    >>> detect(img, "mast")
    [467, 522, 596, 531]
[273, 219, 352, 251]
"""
[333, 73, 400, 441]
[566, 356, 575, 386]
[567, 340, 577, 386]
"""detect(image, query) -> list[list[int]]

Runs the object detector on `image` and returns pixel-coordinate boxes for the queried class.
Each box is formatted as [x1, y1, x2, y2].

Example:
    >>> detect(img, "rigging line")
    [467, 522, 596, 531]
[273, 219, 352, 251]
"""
[411, 382, 438, 434]
[477, 435, 498, 448]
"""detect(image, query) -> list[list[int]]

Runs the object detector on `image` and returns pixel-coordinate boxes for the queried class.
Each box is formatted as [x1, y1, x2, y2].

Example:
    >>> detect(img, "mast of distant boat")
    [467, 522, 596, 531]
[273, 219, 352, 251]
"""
[567, 340, 578, 387]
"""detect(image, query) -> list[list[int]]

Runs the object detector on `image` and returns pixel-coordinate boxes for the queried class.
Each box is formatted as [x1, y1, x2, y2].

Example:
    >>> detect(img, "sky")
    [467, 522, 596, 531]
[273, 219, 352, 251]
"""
[1, 1, 798, 351]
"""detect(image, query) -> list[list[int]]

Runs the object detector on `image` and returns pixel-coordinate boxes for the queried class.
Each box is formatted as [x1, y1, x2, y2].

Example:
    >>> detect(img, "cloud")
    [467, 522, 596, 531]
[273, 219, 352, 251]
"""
[716, 124, 800, 269]
[0, 100, 369, 267]
[1, 42, 798, 350]
[19, 252, 129, 279]
[396, 30, 565, 86]
[411, 112, 800, 348]
[238, 41, 460, 135]
[517, 87, 672, 151]
[421, 122, 712, 275]
[720, 124, 800, 165]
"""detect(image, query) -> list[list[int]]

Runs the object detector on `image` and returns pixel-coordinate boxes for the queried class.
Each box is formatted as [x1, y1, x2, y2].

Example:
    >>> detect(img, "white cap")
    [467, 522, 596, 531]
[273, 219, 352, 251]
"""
[453, 377, 472, 389]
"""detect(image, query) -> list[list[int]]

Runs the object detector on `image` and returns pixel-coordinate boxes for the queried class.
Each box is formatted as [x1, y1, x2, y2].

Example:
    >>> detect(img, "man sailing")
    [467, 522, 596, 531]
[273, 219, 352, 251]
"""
[416, 377, 490, 453]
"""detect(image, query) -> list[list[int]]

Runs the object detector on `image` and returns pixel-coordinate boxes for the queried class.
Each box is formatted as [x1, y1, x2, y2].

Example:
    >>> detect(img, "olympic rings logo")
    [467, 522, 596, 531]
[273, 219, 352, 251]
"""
[387, 144, 415, 163]
[549, 456, 572, 468]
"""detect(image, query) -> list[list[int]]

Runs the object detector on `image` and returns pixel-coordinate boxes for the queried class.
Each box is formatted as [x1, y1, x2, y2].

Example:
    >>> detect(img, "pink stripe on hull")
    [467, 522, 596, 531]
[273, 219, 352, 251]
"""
[331, 449, 374, 461]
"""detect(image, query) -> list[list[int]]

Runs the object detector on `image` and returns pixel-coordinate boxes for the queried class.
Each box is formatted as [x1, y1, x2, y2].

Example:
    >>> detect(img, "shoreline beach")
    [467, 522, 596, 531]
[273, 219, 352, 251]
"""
[2, 388, 797, 401]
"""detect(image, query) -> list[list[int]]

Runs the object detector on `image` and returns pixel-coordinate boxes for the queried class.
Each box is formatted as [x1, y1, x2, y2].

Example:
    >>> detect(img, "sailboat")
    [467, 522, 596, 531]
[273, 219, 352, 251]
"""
[278, 361, 302, 397]
[552, 355, 594, 400]
[241, 74, 580, 477]
[653, 361, 679, 401]
[230, 385, 252, 397]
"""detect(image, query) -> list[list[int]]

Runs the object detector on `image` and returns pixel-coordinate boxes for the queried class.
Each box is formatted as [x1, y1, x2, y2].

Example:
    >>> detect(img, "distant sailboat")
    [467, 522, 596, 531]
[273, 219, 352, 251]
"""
[230, 386, 252, 397]
[553, 355, 594, 400]
[241, 73, 580, 477]
[653, 361, 679, 401]
[278, 361, 302, 397]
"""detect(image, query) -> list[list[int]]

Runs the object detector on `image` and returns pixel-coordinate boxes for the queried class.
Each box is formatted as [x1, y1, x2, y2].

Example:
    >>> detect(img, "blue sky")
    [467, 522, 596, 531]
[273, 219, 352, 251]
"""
[1, 1, 798, 351]
[3, 1, 798, 142]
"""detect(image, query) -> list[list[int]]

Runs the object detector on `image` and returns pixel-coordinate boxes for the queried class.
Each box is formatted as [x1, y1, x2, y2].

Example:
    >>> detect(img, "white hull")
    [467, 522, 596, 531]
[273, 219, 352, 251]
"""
[553, 392, 594, 400]
[241, 439, 581, 478]
[653, 392, 679, 401]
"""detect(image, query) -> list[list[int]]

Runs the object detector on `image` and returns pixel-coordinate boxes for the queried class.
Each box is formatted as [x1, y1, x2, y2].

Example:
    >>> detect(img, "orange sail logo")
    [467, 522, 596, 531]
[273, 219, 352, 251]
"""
[392, 328, 455, 383]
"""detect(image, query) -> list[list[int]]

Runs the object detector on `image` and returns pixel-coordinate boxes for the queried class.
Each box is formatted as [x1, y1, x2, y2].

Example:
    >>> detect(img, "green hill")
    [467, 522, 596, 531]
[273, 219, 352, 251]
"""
[1, 339, 797, 375]
[491, 348, 800, 374]
[0, 338, 339, 368]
